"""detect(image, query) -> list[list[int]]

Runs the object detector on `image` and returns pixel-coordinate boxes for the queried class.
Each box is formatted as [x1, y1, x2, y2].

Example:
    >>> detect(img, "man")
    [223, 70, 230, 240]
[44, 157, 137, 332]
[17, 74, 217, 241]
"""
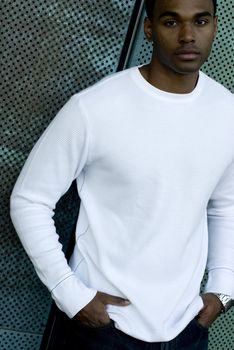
[10, 0, 234, 349]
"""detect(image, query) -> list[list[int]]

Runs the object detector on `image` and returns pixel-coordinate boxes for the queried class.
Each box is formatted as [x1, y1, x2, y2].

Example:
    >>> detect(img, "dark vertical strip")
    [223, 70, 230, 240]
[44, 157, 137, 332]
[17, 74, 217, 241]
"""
[117, 0, 145, 71]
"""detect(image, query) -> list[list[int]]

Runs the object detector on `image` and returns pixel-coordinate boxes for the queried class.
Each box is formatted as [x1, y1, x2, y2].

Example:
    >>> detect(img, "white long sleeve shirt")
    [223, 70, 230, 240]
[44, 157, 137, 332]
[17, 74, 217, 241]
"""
[10, 67, 234, 342]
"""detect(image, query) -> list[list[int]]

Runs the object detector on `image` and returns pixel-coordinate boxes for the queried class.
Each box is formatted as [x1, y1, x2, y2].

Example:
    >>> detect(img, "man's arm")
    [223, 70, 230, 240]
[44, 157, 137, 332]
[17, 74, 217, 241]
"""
[10, 95, 97, 318]
[198, 159, 234, 327]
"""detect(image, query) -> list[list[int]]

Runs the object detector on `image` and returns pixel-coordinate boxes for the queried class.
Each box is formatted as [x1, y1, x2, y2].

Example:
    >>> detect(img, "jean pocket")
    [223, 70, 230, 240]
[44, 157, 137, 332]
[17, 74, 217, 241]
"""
[74, 319, 114, 331]
[192, 318, 209, 332]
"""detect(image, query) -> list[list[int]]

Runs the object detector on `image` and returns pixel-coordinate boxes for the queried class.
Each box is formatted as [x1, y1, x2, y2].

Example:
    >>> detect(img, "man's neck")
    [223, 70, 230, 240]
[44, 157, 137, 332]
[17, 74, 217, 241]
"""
[139, 63, 199, 94]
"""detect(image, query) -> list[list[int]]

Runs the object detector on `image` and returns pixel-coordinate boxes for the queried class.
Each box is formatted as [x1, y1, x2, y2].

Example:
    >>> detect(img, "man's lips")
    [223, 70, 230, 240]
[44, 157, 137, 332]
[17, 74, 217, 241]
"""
[175, 49, 200, 60]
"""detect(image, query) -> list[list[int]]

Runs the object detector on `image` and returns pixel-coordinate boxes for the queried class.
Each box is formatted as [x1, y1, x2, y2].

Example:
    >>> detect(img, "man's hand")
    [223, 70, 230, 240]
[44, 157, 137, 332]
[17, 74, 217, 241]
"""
[73, 291, 130, 327]
[196, 293, 223, 328]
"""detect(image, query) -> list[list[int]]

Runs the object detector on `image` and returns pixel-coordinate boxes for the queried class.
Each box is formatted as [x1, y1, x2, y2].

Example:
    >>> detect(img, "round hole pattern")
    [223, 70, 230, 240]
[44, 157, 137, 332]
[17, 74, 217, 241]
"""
[1, 0, 233, 349]
[1, 0, 134, 349]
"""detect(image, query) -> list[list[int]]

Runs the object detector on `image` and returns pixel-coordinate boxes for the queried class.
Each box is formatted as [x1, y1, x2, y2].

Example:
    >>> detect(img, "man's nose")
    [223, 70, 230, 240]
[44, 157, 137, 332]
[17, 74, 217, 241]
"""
[178, 23, 196, 43]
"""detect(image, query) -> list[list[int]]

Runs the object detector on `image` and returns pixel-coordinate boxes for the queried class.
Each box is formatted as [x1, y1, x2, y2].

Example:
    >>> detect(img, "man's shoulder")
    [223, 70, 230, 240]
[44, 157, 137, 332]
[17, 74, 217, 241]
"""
[75, 67, 136, 103]
[201, 71, 233, 102]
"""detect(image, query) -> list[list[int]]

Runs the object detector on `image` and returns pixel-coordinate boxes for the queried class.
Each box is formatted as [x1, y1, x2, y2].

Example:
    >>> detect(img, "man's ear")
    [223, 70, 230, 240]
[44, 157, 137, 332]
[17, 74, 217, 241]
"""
[144, 17, 153, 42]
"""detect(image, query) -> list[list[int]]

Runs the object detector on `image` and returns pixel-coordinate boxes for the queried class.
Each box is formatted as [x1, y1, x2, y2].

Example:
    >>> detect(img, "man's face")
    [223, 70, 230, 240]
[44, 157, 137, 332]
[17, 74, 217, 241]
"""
[144, 0, 217, 75]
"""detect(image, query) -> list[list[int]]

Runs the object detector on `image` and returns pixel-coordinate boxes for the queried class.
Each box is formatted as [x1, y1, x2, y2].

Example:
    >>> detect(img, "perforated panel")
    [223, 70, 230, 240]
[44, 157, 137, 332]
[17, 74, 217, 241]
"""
[127, 2, 234, 349]
[1, 1, 134, 349]
[0, 330, 42, 350]
[1, 1, 234, 349]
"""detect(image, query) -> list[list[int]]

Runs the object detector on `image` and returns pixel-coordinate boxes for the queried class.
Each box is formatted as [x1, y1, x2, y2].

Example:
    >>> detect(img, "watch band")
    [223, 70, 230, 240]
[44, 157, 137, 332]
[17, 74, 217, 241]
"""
[212, 293, 234, 313]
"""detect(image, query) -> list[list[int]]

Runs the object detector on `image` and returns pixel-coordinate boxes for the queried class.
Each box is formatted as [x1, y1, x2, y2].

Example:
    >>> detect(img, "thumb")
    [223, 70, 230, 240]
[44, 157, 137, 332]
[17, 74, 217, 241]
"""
[101, 293, 130, 306]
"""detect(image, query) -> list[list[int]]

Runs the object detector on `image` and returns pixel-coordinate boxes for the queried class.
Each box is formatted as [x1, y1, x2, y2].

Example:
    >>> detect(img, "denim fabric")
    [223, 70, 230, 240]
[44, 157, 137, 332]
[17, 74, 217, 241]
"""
[64, 318, 208, 350]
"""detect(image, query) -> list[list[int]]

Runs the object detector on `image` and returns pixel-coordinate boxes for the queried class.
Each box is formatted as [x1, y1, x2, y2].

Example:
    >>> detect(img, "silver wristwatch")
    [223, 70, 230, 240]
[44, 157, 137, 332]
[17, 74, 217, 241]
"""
[212, 293, 234, 313]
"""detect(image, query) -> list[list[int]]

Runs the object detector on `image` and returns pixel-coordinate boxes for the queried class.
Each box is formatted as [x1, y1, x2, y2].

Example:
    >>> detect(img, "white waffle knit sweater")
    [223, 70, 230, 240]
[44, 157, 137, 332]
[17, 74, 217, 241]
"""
[10, 67, 234, 342]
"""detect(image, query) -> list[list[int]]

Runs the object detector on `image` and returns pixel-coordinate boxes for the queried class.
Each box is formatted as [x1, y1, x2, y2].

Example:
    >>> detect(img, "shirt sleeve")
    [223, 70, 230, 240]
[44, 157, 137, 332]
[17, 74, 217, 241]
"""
[204, 158, 234, 298]
[10, 94, 97, 318]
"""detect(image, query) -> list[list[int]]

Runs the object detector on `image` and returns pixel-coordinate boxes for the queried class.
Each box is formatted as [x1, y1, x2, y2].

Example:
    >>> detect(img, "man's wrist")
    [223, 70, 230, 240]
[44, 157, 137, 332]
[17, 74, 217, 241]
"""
[211, 293, 234, 313]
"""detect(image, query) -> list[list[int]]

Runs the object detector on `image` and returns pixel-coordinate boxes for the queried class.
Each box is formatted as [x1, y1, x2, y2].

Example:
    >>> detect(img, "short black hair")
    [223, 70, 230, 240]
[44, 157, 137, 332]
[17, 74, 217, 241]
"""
[145, 0, 217, 21]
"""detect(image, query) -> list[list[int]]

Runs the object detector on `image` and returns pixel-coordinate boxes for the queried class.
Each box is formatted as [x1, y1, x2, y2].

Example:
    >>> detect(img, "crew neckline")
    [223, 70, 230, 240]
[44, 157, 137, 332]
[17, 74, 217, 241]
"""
[130, 65, 205, 102]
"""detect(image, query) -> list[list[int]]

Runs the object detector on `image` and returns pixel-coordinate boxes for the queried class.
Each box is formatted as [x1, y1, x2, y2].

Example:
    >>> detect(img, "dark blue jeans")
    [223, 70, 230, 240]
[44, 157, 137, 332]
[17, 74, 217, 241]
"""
[65, 318, 208, 350]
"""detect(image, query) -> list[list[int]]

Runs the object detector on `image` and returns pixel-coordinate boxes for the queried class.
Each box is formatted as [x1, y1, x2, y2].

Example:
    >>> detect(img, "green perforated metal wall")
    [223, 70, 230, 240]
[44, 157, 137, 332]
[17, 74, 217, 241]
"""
[1, 1, 135, 348]
[1, 0, 233, 349]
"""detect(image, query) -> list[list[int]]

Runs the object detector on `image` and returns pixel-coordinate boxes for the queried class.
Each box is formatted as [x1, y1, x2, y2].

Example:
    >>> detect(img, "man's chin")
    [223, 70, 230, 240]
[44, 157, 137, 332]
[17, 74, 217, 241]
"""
[173, 65, 202, 75]
[172, 59, 205, 75]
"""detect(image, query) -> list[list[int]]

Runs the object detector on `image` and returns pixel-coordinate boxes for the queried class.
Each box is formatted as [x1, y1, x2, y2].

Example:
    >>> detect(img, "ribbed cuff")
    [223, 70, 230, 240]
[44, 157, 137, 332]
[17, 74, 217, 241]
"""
[51, 274, 97, 318]
[204, 268, 234, 298]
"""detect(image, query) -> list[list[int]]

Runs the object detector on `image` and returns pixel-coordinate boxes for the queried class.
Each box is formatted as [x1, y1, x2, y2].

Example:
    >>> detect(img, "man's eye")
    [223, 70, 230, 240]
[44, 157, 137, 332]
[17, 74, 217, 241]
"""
[164, 20, 177, 27]
[195, 19, 208, 25]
